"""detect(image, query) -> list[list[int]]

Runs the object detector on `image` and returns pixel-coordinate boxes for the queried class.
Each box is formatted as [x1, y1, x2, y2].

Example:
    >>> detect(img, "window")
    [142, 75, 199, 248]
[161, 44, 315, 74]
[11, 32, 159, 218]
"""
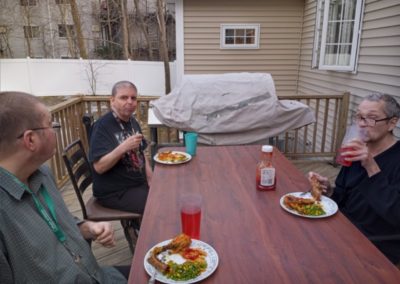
[220, 24, 260, 49]
[58, 24, 75, 38]
[23, 26, 40, 38]
[312, 0, 364, 72]
[20, 0, 37, 6]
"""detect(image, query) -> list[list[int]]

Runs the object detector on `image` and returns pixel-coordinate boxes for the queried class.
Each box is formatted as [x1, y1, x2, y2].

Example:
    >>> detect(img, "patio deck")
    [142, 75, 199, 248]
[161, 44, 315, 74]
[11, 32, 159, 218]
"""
[60, 159, 340, 267]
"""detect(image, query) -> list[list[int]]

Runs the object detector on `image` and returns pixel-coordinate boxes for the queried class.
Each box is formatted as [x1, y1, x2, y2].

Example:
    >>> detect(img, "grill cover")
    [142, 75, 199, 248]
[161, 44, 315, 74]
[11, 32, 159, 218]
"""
[150, 73, 315, 145]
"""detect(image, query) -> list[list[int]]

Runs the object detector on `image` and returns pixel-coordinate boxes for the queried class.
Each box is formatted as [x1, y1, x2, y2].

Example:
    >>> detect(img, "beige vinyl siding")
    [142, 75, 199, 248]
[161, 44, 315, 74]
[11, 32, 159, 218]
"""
[183, 0, 304, 95]
[298, 0, 400, 138]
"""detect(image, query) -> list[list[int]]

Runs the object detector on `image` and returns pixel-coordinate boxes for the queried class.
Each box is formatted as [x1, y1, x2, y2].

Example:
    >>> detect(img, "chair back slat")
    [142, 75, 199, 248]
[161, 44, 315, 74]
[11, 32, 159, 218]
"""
[79, 176, 93, 194]
[62, 139, 90, 219]
[70, 148, 87, 165]
[74, 163, 92, 191]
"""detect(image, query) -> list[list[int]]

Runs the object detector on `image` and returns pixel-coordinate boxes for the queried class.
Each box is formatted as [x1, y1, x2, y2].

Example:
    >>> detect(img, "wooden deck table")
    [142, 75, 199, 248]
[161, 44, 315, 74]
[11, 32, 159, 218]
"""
[128, 145, 400, 283]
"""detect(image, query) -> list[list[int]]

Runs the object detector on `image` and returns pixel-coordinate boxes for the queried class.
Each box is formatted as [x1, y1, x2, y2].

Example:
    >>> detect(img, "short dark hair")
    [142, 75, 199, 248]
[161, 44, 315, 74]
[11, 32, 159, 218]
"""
[0, 91, 45, 153]
[111, 81, 137, 97]
[364, 93, 400, 118]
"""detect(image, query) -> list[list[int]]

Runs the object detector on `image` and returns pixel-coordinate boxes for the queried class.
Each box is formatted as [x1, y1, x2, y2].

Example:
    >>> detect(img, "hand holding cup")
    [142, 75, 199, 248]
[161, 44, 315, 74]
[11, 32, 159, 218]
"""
[336, 124, 366, 167]
[120, 133, 143, 152]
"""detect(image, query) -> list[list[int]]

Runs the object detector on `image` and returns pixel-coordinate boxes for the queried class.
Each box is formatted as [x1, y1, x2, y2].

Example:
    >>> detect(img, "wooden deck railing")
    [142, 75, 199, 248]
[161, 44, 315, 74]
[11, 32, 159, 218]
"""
[49, 93, 349, 187]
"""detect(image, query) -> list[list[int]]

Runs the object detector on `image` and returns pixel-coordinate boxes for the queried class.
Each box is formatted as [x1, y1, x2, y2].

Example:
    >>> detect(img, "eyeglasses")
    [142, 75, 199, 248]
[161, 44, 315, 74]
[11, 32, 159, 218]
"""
[17, 122, 61, 139]
[353, 114, 392, 127]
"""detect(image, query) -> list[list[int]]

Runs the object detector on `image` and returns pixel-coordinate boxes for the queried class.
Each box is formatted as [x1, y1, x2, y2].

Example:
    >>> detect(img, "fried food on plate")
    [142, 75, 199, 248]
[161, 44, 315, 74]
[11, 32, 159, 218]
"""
[147, 233, 208, 281]
[157, 151, 188, 162]
[310, 175, 322, 201]
[283, 194, 325, 216]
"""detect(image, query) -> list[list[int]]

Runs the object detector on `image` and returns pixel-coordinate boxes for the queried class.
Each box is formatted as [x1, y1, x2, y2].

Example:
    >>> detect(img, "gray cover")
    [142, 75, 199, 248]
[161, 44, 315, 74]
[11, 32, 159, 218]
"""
[150, 73, 315, 145]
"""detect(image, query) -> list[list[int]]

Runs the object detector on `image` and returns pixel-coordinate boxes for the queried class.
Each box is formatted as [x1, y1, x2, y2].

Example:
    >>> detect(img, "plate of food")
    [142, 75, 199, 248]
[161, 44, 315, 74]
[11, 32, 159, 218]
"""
[154, 151, 192, 165]
[280, 192, 338, 218]
[144, 234, 219, 284]
[280, 176, 338, 218]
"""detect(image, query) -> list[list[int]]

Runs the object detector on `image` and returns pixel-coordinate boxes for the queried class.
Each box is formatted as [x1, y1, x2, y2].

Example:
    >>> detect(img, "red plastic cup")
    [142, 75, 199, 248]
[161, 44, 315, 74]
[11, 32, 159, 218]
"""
[336, 146, 355, 167]
[180, 193, 202, 239]
[336, 124, 366, 167]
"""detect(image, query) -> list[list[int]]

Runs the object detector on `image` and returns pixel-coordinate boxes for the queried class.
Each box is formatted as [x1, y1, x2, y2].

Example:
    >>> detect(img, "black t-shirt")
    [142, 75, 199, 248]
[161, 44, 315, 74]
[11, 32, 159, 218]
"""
[89, 111, 148, 199]
[333, 141, 400, 264]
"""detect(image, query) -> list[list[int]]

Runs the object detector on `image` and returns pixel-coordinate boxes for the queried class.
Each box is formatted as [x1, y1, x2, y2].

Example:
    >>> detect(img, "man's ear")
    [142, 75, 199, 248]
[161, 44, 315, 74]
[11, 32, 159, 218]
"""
[388, 117, 399, 132]
[21, 131, 37, 151]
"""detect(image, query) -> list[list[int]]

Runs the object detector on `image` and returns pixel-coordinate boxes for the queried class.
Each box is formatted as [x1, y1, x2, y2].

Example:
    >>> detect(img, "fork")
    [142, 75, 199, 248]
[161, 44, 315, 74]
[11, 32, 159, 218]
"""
[148, 269, 157, 284]
[300, 189, 311, 196]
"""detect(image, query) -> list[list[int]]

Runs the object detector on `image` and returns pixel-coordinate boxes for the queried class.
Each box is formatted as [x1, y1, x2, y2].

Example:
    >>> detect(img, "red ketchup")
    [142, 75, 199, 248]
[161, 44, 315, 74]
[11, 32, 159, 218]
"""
[256, 145, 276, 191]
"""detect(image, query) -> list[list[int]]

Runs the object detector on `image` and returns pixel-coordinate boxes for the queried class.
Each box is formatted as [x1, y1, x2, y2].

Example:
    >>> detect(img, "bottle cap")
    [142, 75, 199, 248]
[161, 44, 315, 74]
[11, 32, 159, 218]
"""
[262, 145, 273, 153]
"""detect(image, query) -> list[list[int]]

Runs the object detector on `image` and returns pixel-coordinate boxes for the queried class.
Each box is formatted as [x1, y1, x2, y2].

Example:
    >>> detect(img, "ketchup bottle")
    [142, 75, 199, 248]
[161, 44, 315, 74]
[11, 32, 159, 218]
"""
[256, 145, 276, 191]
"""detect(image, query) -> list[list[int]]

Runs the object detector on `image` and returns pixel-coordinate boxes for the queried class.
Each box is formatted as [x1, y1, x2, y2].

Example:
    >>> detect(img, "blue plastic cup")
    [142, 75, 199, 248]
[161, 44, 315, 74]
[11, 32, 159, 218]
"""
[185, 132, 198, 156]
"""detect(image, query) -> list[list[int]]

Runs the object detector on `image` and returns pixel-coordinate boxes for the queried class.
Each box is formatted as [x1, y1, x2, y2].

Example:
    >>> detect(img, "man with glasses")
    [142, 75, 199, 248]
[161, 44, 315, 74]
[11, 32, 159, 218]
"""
[309, 93, 400, 266]
[0, 91, 127, 283]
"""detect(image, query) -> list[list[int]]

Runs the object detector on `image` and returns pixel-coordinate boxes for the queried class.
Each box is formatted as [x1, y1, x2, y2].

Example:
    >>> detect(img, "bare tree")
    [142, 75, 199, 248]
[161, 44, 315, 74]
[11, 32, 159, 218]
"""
[70, 0, 88, 58]
[0, 28, 13, 58]
[156, 0, 171, 93]
[120, 0, 130, 59]
[133, 0, 153, 60]
[84, 60, 107, 95]
[57, 4, 77, 57]
[20, 5, 34, 57]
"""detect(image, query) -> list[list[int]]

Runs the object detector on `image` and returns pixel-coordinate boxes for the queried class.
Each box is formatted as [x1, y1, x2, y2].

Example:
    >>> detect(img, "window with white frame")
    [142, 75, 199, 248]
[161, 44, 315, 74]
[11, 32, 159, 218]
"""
[312, 0, 364, 72]
[220, 24, 260, 49]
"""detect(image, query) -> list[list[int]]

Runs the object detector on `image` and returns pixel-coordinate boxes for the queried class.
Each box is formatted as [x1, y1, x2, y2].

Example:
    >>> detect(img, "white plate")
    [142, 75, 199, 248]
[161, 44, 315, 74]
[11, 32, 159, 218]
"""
[154, 151, 192, 165]
[280, 192, 338, 219]
[144, 239, 219, 284]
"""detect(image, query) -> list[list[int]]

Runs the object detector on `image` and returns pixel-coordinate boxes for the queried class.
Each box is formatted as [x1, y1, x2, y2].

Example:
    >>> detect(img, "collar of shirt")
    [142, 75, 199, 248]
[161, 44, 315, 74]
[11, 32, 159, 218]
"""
[0, 166, 48, 200]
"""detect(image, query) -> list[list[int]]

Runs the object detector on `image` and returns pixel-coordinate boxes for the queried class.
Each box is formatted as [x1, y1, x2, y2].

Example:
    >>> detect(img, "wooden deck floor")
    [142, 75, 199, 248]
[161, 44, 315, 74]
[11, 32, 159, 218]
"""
[60, 159, 340, 267]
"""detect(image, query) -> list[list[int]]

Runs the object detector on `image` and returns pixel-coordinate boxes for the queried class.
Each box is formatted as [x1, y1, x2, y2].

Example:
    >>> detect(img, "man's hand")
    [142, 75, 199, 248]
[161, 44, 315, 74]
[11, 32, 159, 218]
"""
[308, 172, 333, 197]
[79, 221, 116, 248]
[341, 140, 380, 177]
[119, 133, 143, 153]
[93, 133, 144, 174]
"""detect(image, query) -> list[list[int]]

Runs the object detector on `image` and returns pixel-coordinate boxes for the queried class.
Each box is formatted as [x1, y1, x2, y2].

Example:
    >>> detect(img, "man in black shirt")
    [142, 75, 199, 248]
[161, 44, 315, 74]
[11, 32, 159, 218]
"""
[309, 93, 400, 265]
[89, 81, 152, 215]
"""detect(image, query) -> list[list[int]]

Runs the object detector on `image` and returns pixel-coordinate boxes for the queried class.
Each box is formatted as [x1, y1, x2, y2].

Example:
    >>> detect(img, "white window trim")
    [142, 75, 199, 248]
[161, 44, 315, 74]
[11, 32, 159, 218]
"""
[311, 0, 324, 68]
[312, 0, 364, 72]
[220, 24, 260, 49]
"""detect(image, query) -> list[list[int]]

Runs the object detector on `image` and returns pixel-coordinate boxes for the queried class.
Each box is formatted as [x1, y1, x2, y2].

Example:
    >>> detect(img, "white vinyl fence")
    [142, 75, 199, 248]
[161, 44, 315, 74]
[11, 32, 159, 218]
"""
[0, 59, 176, 97]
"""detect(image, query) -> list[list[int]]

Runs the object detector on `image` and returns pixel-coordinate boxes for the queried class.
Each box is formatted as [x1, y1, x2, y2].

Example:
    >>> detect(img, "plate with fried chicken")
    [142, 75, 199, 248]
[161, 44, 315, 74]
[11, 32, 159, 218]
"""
[280, 177, 338, 218]
[144, 234, 219, 284]
[154, 151, 192, 165]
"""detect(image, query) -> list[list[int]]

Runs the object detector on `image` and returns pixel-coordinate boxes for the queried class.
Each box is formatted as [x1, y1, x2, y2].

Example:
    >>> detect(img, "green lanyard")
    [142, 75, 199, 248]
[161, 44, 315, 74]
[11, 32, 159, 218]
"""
[1, 168, 66, 243]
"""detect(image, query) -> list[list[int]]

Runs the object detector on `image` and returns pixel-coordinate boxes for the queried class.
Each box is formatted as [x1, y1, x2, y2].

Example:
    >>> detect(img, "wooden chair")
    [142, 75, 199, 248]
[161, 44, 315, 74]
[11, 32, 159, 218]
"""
[82, 113, 94, 140]
[62, 139, 141, 253]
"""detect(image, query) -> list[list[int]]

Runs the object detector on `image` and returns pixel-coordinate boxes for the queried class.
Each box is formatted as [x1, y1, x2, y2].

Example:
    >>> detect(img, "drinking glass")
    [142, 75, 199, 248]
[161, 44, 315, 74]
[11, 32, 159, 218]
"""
[180, 193, 202, 239]
[336, 124, 366, 167]
[184, 132, 198, 156]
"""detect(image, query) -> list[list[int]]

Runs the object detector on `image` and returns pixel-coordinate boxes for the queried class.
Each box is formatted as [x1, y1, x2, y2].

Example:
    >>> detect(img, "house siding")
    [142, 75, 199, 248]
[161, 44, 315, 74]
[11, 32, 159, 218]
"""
[298, 0, 400, 137]
[183, 0, 305, 95]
